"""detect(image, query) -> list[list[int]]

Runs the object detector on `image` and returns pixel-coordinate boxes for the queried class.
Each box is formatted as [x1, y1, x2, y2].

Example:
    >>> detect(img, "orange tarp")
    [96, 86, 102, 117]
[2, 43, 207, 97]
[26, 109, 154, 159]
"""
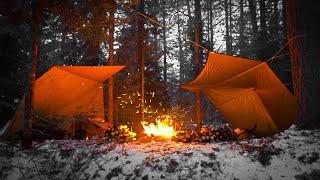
[34, 66, 124, 119]
[181, 52, 298, 136]
[0, 66, 124, 138]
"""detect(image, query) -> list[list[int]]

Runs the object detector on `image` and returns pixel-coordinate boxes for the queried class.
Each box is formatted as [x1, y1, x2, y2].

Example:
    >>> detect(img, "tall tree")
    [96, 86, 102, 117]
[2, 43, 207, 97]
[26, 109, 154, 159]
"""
[177, 17, 184, 83]
[23, 0, 43, 148]
[228, 0, 233, 53]
[248, 0, 258, 57]
[286, 0, 320, 129]
[162, 0, 167, 83]
[282, 0, 287, 39]
[194, 0, 202, 132]
[209, 0, 214, 50]
[137, 0, 146, 122]
[271, 0, 279, 35]
[107, 7, 115, 126]
[238, 0, 246, 55]
[258, 0, 268, 59]
[224, 0, 232, 54]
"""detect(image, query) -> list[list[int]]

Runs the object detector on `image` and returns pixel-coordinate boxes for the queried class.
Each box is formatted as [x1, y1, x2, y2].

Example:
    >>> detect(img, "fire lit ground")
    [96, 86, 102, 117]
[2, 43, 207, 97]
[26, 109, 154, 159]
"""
[1, 125, 320, 180]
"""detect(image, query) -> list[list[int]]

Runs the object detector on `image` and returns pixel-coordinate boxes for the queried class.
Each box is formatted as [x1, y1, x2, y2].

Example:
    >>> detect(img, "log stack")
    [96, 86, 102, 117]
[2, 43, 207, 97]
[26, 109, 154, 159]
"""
[104, 125, 136, 143]
[174, 124, 239, 143]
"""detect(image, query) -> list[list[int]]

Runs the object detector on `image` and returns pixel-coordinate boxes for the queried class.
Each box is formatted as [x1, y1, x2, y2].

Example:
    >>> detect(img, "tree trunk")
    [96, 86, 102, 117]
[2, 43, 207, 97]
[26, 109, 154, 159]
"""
[286, 0, 320, 129]
[187, 0, 191, 19]
[209, 0, 214, 50]
[195, 91, 202, 132]
[282, 0, 287, 40]
[239, 0, 245, 55]
[162, 0, 167, 83]
[258, 0, 268, 59]
[137, 0, 146, 122]
[177, 17, 184, 83]
[194, 0, 202, 132]
[23, 0, 42, 148]
[194, 0, 202, 73]
[85, 45, 100, 65]
[248, 0, 258, 35]
[271, 0, 279, 35]
[224, 0, 232, 54]
[228, 0, 233, 54]
[248, 0, 258, 56]
[186, 0, 194, 57]
[207, 6, 210, 50]
[108, 8, 115, 126]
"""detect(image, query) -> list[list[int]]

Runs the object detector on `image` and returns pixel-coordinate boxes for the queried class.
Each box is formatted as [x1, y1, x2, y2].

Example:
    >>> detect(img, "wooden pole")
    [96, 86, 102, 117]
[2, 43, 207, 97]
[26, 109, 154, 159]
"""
[108, 8, 115, 126]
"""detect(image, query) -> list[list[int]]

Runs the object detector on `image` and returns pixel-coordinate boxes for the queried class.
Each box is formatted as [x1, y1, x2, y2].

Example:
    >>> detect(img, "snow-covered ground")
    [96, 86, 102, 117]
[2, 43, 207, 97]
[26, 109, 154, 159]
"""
[1, 125, 319, 180]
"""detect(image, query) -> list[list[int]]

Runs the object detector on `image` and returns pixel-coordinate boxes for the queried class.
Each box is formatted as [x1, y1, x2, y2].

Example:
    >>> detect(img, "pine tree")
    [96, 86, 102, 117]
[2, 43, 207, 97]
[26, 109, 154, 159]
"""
[286, 0, 320, 129]
[23, 0, 43, 148]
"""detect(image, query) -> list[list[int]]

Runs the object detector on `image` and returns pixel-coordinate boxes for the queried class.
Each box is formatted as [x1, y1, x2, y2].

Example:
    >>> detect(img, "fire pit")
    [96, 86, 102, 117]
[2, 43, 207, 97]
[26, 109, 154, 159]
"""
[103, 114, 250, 144]
[141, 115, 178, 140]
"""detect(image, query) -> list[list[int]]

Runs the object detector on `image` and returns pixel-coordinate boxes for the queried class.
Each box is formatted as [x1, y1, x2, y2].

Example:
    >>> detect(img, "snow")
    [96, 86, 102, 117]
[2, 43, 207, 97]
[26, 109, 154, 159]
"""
[1, 125, 320, 180]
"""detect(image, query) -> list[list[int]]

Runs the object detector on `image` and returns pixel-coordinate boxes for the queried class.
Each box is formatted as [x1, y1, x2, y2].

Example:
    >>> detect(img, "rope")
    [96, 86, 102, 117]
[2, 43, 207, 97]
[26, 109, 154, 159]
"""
[118, 2, 209, 52]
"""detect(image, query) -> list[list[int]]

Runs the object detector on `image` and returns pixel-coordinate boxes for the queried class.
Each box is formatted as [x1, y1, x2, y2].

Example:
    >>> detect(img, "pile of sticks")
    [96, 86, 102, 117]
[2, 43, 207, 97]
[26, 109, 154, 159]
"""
[174, 124, 240, 143]
[104, 125, 136, 143]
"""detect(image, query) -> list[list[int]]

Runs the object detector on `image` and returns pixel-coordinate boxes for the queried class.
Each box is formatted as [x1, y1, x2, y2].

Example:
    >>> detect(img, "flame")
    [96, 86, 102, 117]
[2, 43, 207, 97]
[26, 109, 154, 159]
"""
[119, 125, 137, 140]
[234, 128, 245, 135]
[141, 115, 176, 139]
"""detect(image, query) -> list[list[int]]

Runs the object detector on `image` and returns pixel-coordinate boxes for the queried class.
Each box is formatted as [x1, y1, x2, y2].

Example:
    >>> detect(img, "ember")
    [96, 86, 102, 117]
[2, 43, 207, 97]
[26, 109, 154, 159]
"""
[141, 115, 177, 139]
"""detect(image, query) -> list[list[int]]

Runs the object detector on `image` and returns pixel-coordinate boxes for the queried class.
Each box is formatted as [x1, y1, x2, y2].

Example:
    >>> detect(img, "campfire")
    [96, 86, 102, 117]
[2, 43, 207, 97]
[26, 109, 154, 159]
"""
[103, 114, 249, 143]
[141, 115, 177, 139]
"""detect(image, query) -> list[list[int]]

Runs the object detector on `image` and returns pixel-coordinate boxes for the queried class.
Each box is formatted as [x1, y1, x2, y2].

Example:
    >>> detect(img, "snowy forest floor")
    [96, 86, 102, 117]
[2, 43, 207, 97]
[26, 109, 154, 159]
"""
[1, 125, 320, 180]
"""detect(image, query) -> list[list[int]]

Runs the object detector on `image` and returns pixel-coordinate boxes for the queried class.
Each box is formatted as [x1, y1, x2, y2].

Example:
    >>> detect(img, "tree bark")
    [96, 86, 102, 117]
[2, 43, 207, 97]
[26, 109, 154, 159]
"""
[194, 0, 202, 132]
[228, 0, 233, 54]
[271, 0, 279, 35]
[207, 6, 210, 50]
[248, 0, 258, 35]
[108, 8, 115, 126]
[209, 0, 214, 50]
[282, 0, 287, 40]
[239, 0, 245, 55]
[248, 0, 258, 56]
[286, 0, 320, 129]
[85, 45, 100, 65]
[195, 91, 202, 132]
[137, 0, 146, 122]
[177, 17, 184, 83]
[186, 0, 193, 61]
[258, 0, 268, 59]
[224, 0, 231, 54]
[23, 0, 42, 148]
[162, 0, 167, 83]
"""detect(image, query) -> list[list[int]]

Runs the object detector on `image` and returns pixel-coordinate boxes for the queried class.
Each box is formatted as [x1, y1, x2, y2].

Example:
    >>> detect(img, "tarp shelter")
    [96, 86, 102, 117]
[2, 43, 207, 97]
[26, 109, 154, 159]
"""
[0, 66, 125, 138]
[181, 52, 298, 136]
